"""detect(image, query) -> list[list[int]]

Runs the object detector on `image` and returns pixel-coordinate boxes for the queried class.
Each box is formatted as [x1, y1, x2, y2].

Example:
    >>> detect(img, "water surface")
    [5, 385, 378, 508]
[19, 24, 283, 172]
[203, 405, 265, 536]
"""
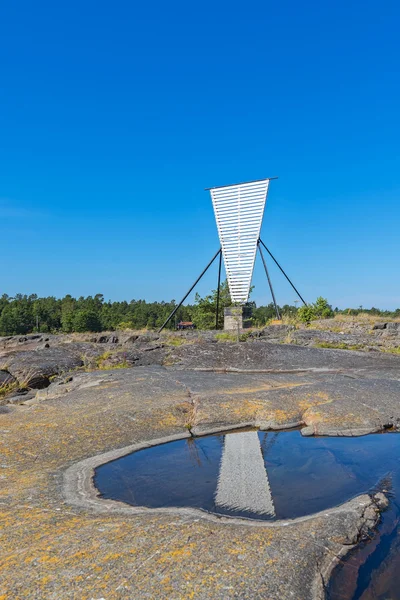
[95, 429, 400, 521]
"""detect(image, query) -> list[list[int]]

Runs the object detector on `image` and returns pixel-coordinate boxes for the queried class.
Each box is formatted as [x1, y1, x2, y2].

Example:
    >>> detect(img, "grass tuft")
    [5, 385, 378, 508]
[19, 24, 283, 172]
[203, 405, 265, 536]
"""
[0, 381, 19, 399]
[163, 335, 186, 347]
[215, 332, 249, 342]
[314, 341, 364, 351]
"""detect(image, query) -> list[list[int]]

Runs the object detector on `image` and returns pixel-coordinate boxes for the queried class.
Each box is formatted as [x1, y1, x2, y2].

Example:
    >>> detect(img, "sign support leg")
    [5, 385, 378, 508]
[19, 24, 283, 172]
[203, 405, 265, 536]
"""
[215, 250, 222, 329]
[259, 238, 307, 306]
[158, 248, 222, 332]
[257, 242, 281, 320]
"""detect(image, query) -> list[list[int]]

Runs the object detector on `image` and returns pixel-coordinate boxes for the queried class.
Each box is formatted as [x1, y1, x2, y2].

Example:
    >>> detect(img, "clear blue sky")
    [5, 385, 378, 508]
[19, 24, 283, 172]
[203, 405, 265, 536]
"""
[1, 1, 399, 309]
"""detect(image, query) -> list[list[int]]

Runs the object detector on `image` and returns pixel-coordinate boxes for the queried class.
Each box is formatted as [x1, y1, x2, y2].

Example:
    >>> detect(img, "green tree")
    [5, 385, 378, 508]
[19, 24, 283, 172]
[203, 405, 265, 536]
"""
[191, 281, 231, 329]
[0, 306, 20, 335]
[298, 297, 333, 323]
[72, 309, 102, 332]
[33, 296, 61, 332]
[61, 295, 76, 332]
[0, 295, 35, 335]
[252, 303, 280, 327]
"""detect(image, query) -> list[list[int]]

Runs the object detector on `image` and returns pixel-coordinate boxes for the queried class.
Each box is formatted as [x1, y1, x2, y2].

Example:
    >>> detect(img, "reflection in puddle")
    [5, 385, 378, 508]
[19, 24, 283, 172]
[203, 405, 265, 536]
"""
[215, 431, 275, 517]
[94, 429, 400, 598]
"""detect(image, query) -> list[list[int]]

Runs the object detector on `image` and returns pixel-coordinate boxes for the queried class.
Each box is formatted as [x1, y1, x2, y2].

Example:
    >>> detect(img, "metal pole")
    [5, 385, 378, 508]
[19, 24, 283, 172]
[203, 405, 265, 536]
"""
[215, 250, 222, 329]
[158, 248, 222, 332]
[258, 239, 307, 306]
[257, 242, 281, 320]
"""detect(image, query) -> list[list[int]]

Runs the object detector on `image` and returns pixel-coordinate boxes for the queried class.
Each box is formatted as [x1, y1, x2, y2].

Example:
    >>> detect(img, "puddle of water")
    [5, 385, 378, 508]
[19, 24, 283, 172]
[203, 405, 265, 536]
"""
[95, 429, 400, 598]
[94, 429, 400, 521]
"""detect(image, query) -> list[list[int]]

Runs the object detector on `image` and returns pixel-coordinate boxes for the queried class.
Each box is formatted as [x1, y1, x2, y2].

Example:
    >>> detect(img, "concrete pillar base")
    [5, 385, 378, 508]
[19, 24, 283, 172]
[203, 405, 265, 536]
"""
[224, 306, 253, 330]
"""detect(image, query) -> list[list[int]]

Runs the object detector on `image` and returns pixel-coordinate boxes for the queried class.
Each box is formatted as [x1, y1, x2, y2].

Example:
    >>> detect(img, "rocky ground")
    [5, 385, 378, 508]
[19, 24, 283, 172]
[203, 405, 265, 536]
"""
[1, 316, 399, 403]
[1, 322, 400, 598]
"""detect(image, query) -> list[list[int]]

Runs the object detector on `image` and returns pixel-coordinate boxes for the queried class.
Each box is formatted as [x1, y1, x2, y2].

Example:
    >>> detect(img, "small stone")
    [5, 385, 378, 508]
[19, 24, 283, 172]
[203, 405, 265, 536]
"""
[374, 492, 389, 509]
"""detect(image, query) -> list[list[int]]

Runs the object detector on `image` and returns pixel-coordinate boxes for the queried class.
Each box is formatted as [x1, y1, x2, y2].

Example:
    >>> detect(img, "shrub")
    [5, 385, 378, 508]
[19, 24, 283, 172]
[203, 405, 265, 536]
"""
[298, 297, 334, 323]
[118, 321, 135, 330]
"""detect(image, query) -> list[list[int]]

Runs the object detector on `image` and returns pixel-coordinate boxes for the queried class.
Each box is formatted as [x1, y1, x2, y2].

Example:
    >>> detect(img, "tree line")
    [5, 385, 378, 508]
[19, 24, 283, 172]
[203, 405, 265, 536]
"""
[0, 286, 398, 335]
[0, 293, 192, 335]
[0, 284, 293, 334]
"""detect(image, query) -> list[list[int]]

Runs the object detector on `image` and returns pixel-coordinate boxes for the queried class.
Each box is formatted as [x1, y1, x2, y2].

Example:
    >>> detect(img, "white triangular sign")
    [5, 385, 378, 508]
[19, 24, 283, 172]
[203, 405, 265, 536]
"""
[210, 179, 269, 303]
